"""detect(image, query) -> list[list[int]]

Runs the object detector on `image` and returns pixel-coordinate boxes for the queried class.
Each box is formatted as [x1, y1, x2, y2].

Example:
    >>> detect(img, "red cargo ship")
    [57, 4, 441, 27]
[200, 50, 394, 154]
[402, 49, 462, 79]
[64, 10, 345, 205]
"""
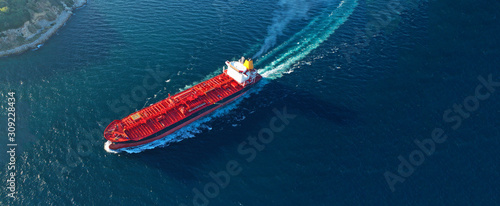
[104, 58, 261, 150]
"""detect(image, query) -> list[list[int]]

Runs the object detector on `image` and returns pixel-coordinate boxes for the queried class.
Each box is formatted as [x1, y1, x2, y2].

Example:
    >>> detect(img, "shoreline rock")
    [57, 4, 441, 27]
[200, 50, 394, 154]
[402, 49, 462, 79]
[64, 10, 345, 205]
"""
[0, 0, 87, 58]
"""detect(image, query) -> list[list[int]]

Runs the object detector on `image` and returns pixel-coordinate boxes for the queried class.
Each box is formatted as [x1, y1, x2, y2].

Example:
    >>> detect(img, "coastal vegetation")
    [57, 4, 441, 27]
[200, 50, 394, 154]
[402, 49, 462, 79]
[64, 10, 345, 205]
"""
[0, 0, 76, 31]
[0, 0, 84, 56]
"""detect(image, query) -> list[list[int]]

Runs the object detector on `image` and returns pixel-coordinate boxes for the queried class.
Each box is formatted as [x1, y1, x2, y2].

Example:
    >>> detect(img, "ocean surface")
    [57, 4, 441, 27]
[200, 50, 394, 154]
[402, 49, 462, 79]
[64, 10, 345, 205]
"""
[1, 0, 499, 205]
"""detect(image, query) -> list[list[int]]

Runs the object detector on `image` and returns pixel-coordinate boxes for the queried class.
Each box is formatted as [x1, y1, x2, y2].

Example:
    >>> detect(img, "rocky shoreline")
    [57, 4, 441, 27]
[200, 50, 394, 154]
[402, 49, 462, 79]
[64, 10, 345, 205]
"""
[0, 0, 87, 58]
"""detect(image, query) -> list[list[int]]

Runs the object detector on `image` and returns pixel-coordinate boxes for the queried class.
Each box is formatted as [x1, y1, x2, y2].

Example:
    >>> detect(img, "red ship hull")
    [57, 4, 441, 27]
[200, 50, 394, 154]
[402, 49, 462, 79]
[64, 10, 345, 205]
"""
[107, 90, 249, 150]
[104, 67, 261, 150]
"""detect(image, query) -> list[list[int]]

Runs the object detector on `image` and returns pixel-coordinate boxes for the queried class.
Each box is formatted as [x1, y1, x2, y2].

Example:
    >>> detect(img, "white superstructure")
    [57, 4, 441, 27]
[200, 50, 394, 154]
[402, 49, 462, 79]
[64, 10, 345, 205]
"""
[225, 58, 258, 86]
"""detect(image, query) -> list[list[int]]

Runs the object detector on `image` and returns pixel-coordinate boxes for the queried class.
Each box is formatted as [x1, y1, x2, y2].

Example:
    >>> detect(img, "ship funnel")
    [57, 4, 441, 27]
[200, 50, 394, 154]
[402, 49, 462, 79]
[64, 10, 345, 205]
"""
[243, 59, 254, 70]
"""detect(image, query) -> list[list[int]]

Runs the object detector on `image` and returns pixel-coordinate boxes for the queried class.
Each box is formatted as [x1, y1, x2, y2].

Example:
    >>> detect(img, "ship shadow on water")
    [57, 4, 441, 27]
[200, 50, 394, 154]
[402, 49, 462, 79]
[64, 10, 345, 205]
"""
[124, 81, 357, 181]
[264, 81, 356, 125]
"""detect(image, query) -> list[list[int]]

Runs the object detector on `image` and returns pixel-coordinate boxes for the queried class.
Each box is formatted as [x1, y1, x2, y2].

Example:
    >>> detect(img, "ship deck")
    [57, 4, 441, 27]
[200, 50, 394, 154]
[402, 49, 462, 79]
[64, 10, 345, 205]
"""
[104, 72, 246, 142]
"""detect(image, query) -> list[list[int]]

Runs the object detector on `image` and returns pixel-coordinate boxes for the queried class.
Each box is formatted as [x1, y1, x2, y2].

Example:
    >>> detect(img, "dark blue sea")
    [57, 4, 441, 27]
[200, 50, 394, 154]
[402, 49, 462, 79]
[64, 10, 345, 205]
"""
[1, 0, 499, 205]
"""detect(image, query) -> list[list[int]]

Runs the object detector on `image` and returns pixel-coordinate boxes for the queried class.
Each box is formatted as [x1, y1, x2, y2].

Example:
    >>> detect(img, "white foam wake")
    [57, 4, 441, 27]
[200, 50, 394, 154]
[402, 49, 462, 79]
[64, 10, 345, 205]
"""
[258, 0, 358, 79]
[104, 141, 118, 154]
